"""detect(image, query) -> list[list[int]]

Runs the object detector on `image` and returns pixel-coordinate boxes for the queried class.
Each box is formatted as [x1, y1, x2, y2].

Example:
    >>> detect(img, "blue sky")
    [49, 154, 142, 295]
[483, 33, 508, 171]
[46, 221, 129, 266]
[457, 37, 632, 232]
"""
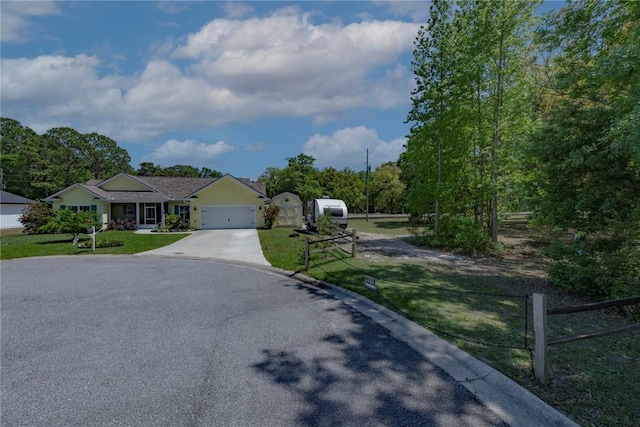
[1, 1, 561, 180]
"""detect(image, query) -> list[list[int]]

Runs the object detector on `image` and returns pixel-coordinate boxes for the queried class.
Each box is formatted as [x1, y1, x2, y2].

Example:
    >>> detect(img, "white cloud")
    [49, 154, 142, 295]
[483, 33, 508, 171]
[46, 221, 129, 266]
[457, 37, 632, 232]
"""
[0, 1, 61, 43]
[221, 2, 254, 19]
[303, 126, 405, 170]
[172, 9, 418, 107]
[0, 54, 124, 124]
[0, 8, 418, 141]
[143, 139, 234, 166]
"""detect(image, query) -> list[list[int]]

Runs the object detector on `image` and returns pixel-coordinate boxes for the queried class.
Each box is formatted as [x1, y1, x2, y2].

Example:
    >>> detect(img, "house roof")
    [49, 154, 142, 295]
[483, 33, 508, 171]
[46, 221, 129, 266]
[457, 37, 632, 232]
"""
[44, 174, 266, 203]
[237, 178, 267, 196]
[185, 174, 268, 199]
[133, 176, 214, 199]
[1, 190, 36, 205]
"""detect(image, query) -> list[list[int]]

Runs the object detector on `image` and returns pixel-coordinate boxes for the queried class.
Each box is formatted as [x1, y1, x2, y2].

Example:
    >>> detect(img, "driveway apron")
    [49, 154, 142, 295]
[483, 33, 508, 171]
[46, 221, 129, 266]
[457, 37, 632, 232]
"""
[137, 229, 270, 266]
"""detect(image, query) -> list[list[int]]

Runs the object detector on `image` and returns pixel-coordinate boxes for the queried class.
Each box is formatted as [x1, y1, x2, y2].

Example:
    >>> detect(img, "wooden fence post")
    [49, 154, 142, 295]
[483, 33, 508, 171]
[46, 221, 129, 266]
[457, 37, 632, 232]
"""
[533, 293, 548, 385]
[351, 228, 357, 258]
[304, 237, 310, 270]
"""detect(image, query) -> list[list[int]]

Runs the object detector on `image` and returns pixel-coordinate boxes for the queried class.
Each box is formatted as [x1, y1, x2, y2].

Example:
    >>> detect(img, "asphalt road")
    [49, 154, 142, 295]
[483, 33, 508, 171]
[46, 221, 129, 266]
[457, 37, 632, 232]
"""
[1, 256, 508, 427]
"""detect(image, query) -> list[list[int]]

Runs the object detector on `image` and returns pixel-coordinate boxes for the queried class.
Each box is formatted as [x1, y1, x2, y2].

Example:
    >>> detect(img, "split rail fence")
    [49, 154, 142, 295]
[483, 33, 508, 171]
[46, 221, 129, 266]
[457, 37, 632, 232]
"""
[533, 294, 640, 385]
[304, 228, 357, 271]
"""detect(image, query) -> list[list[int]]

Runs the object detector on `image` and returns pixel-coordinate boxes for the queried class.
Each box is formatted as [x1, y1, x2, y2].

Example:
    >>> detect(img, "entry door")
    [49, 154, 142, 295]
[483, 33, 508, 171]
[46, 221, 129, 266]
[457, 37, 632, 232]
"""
[144, 205, 156, 225]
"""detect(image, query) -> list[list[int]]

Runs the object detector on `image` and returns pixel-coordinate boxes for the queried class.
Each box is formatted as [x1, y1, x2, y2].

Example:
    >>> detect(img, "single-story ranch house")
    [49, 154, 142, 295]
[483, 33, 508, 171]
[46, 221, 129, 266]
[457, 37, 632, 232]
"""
[44, 173, 269, 230]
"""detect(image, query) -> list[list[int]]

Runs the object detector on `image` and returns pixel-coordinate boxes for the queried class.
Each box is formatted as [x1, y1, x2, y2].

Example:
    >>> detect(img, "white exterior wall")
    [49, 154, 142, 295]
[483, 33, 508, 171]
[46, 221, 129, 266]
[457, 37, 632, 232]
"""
[0, 204, 27, 229]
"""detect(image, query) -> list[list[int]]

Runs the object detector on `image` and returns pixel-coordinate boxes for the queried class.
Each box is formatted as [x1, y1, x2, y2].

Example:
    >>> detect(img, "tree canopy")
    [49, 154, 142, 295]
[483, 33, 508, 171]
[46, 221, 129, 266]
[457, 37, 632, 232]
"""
[0, 117, 226, 199]
[403, 0, 639, 300]
[530, 0, 640, 300]
[1, 118, 134, 199]
[259, 154, 405, 214]
[136, 162, 223, 178]
[404, 0, 540, 242]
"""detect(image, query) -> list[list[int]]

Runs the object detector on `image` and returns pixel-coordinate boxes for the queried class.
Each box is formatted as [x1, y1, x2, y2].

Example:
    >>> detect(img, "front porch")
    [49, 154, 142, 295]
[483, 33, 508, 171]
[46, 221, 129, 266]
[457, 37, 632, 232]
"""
[108, 202, 191, 230]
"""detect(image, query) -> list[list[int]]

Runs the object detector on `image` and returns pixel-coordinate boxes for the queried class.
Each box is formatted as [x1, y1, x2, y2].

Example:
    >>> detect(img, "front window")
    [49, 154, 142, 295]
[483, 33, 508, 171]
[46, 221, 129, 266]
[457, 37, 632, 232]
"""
[68, 205, 91, 212]
[175, 205, 190, 220]
[123, 204, 135, 216]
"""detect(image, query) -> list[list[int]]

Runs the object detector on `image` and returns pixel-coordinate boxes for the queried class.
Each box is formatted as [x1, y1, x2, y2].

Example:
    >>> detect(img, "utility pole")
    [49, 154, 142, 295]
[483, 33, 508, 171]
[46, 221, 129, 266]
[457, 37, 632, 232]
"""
[365, 149, 369, 222]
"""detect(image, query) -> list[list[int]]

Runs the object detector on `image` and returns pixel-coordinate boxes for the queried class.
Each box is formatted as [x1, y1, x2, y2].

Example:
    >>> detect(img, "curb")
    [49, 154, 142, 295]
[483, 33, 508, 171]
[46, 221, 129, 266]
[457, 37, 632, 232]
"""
[276, 269, 580, 427]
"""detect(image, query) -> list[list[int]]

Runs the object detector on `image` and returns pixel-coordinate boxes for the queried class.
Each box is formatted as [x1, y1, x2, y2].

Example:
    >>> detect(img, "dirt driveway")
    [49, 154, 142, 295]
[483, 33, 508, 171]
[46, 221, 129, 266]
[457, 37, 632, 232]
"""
[353, 229, 551, 290]
[356, 232, 469, 264]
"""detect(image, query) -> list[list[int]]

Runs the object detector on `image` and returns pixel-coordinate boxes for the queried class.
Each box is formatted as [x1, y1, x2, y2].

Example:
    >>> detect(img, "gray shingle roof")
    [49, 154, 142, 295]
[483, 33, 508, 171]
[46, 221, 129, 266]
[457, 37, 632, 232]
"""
[73, 174, 266, 202]
[133, 176, 214, 199]
[238, 178, 267, 195]
[1, 190, 36, 204]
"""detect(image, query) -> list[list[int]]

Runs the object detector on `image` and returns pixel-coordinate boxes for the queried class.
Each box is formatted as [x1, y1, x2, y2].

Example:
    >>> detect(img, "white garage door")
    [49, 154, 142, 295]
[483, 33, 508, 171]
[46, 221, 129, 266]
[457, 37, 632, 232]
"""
[201, 205, 256, 229]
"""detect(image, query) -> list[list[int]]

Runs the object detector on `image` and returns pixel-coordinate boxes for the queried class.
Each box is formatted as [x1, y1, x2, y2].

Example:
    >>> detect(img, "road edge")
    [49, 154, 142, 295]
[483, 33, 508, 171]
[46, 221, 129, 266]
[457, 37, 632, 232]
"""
[271, 267, 580, 427]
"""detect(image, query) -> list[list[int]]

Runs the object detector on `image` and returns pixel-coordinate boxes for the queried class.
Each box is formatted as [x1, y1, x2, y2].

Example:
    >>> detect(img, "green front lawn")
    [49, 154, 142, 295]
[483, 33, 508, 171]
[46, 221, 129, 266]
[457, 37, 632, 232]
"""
[0, 231, 189, 260]
[258, 222, 640, 427]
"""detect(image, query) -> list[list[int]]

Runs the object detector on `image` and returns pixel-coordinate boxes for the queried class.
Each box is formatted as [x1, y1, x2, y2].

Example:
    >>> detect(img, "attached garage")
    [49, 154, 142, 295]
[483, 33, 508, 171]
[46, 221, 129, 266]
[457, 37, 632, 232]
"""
[187, 174, 268, 229]
[200, 205, 257, 229]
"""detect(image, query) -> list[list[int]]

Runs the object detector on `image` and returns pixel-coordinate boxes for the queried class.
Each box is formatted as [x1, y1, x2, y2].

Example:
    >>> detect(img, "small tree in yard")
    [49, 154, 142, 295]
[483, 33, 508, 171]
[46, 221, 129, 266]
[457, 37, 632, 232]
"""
[19, 202, 52, 233]
[263, 205, 280, 229]
[317, 214, 339, 237]
[39, 209, 102, 240]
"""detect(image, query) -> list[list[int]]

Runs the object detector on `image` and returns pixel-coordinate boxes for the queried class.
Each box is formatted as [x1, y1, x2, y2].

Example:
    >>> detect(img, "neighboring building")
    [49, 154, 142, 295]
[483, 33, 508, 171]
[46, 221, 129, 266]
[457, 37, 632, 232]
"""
[269, 192, 303, 228]
[0, 190, 35, 229]
[43, 173, 268, 230]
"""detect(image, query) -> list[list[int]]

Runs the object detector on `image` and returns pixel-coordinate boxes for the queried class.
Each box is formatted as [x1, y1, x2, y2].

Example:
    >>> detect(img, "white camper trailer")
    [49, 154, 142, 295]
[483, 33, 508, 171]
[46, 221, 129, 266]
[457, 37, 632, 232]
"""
[304, 198, 348, 231]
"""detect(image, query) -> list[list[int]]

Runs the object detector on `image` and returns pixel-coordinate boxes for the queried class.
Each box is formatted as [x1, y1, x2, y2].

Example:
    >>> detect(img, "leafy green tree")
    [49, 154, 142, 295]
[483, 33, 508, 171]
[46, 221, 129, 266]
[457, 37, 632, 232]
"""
[263, 204, 280, 229]
[162, 164, 201, 177]
[18, 202, 52, 233]
[280, 154, 323, 202]
[318, 167, 365, 213]
[42, 127, 93, 188]
[258, 167, 283, 197]
[1, 118, 45, 198]
[39, 209, 101, 236]
[405, 0, 459, 231]
[532, 0, 640, 301]
[370, 162, 405, 213]
[84, 133, 133, 179]
[458, 0, 540, 241]
[136, 163, 223, 178]
[200, 167, 223, 178]
[2, 118, 134, 198]
[136, 162, 163, 176]
[260, 154, 323, 202]
[404, 0, 539, 247]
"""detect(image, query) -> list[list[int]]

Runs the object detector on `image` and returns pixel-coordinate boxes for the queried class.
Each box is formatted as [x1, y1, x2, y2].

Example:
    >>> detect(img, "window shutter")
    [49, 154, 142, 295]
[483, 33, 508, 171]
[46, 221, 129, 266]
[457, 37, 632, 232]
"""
[90, 205, 97, 212]
[175, 205, 179, 215]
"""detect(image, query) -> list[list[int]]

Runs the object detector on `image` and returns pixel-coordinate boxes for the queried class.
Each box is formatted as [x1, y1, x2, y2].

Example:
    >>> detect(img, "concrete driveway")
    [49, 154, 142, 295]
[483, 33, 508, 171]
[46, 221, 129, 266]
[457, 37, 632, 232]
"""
[137, 229, 270, 266]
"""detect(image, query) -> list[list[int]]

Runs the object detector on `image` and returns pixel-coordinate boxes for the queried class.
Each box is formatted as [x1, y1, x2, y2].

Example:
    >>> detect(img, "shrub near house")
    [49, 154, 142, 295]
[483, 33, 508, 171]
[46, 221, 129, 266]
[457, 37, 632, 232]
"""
[38, 209, 101, 236]
[18, 202, 52, 233]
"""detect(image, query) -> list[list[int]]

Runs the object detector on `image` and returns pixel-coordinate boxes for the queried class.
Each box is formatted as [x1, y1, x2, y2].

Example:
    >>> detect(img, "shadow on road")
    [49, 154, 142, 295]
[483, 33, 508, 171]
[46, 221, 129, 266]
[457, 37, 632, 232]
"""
[252, 283, 509, 427]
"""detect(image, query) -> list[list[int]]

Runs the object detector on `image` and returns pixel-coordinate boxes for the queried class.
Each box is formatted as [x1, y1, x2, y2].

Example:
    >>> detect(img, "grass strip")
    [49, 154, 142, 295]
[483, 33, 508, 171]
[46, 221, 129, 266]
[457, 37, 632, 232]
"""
[258, 225, 640, 427]
[0, 231, 189, 259]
